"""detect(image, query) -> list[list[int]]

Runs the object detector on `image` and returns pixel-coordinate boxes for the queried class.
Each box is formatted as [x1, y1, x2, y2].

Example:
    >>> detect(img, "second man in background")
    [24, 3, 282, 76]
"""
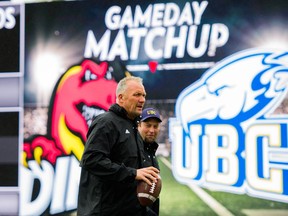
[138, 108, 162, 216]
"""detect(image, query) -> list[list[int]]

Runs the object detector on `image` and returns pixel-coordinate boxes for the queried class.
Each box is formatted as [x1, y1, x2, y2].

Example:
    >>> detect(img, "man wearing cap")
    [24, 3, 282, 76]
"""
[138, 108, 162, 216]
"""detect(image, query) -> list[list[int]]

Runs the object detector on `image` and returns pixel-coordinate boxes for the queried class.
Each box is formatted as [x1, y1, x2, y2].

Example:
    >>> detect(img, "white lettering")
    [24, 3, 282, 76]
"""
[105, 6, 121, 30]
[164, 26, 187, 58]
[85, 2, 229, 61]
[5, 7, 16, 29]
[105, 2, 209, 29]
[208, 23, 229, 56]
[177, 2, 193, 26]
[134, 5, 152, 27]
[187, 24, 210, 58]
[50, 157, 70, 214]
[205, 125, 239, 185]
[145, 27, 165, 59]
[66, 156, 81, 211]
[127, 28, 147, 60]
[20, 156, 81, 215]
[107, 30, 128, 60]
[170, 120, 201, 179]
[163, 3, 180, 27]
[20, 161, 54, 216]
[246, 124, 283, 193]
[0, 7, 16, 29]
[151, 3, 165, 27]
[120, 6, 133, 29]
[192, 1, 208, 25]
[84, 30, 110, 60]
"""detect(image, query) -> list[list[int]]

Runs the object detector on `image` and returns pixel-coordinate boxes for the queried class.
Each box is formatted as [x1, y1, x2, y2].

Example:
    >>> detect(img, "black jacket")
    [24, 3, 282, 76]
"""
[77, 104, 146, 216]
[142, 141, 160, 216]
[142, 141, 159, 170]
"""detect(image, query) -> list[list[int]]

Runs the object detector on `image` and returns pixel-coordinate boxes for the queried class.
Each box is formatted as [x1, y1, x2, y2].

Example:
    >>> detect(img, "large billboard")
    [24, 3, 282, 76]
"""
[0, 0, 287, 215]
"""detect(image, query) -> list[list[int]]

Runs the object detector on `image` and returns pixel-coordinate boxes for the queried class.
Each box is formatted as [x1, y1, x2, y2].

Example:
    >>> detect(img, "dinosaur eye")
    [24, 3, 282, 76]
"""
[83, 66, 114, 82]
[85, 69, 97, 81]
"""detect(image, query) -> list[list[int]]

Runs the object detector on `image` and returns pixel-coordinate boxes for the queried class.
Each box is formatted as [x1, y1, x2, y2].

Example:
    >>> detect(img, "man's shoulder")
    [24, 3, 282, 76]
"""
[86, 112, 120, 137]
[92, 111, 117, 125]
[93, 109, 128, 127]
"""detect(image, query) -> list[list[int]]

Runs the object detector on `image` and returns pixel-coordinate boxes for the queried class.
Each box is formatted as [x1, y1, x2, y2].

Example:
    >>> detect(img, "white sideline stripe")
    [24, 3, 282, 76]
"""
[242, 209, 288, 216]
[160, 157, 235, 216]
[187, 183, 234, 216]
[160, 156, 172, 169]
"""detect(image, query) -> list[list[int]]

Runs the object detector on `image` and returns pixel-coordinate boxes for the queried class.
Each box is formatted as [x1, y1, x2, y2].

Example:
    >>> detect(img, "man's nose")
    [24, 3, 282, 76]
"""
[139, 96, 145, 103]
[148, 128, 155, 133]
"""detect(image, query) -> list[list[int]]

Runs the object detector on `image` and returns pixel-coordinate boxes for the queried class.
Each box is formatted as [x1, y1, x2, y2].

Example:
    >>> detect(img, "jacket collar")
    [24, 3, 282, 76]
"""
[109, 103, 127, 118]
[109, 103, 140, 125]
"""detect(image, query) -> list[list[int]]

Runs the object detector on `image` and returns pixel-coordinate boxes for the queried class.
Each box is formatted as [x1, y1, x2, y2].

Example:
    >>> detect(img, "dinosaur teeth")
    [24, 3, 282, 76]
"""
[76, 103, 105, 127]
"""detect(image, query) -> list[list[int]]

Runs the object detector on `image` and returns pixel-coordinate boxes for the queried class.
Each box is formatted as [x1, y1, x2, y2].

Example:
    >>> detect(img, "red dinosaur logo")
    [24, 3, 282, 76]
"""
[23, 60, 117, 166]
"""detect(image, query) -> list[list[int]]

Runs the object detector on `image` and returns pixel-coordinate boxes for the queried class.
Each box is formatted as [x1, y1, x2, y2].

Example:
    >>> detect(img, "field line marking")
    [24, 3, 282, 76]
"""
[160, 157, 235, 216]
[160, 156, 172, 169]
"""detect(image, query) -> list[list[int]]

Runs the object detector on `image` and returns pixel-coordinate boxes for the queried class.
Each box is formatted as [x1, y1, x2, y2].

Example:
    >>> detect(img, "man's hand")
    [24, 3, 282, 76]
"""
[136, 166, 160, 185]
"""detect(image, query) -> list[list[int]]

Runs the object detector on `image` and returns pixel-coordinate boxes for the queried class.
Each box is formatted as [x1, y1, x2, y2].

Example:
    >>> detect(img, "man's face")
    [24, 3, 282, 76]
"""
[120, 80, 146, 119]
[138, 118, 160, 143]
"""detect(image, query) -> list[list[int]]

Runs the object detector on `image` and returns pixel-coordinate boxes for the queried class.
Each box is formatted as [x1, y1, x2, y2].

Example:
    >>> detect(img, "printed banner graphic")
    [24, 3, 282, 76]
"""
[15, 0, 288, 215]
[170, 49, 288, 203]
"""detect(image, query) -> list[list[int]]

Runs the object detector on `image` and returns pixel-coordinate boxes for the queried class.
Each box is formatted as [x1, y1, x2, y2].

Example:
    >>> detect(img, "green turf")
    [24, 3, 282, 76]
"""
[158, 156, 288, 216]
[159, 158, 217, 216]
[204, 189, 288, 216]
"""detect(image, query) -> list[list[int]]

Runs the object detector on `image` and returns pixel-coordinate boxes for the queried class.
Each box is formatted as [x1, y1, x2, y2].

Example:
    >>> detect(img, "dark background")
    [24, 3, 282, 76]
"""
[0, 112, 19, 186]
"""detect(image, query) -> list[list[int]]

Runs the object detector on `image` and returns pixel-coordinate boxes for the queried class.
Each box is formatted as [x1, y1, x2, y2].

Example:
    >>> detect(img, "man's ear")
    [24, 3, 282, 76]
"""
[118, 93, 124, 102]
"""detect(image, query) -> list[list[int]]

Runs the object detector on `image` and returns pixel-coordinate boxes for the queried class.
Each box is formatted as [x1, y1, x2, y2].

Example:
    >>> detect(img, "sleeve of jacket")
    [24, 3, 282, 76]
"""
[80, 118, 136, 183]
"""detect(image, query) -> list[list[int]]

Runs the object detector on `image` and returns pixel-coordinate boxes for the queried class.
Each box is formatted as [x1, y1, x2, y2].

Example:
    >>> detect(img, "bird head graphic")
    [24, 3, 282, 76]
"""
[176, 49, 288, 135]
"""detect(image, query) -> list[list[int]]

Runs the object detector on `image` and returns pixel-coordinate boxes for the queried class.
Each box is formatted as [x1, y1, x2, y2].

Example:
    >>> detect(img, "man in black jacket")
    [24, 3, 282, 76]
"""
[77, 76, 160, 216]
[138, 108, 162, 216]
